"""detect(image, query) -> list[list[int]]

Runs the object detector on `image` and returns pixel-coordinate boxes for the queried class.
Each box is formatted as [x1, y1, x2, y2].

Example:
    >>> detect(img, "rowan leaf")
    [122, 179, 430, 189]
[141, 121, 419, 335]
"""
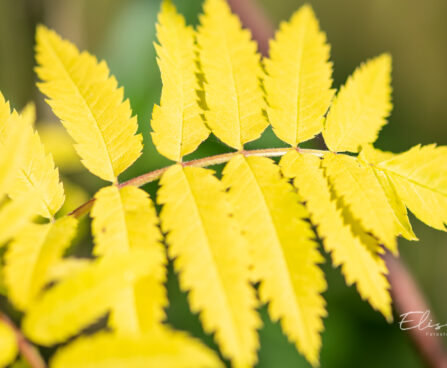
[158, 164, 260, 367]
[51, 329, 224, 368]
[22, 249, 159, 345]
[35, 26, 143, 182]
[4, 217, 78, 310]
[222, 155, 326, 366]
[281, 151, 392, 320]
[197, 0, 267, 149]
[264, 5, 334, 146]
[323, 54, 392, 152]
[367, 144, 447, 231]
[91, 185, 167, 334]
[322, 152, 413, 254]
[151, 1, 209, 161]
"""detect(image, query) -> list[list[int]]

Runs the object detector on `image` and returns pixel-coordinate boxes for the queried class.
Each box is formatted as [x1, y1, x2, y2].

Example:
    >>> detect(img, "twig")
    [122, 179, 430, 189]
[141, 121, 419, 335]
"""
[69, 147, 326, 219]
[0, 311, 47, 368]
[385, 254, 447, 368]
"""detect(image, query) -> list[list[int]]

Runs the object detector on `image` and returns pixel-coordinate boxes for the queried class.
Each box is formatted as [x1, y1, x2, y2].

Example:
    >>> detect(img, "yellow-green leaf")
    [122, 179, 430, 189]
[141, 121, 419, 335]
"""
[0, 319, 18, 368]
[0, 194, 39, 246]
[322, 152, 412, 254]
[22, 249, 158, 345]
[370, 144, 447, 231]
[264, 5, 334, 146]
[151, 1, 209, 161]
[51, 329, 224, 368]
[91, 185, 167, 334]
[0, 96, 32, 198]
[222, 155, 326, 366]
[323, 54, 392, 152]
[197, 0, 267, 149]
[4, 217, 78, 310]
[158, 164, 260, 367]
[7, 104, 65, 219]
[35, 26, 142, 182]
[281, 151, 392, 320]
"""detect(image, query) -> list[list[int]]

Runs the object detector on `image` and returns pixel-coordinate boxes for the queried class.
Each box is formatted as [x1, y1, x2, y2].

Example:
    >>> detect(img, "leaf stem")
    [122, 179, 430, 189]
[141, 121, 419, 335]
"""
[0, 311, 47, 368]
[69, 147, 327, 219]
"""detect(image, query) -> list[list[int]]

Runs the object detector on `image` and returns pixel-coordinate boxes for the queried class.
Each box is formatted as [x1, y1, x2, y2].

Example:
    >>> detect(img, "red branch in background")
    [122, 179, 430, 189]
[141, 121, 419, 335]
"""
[0, 312, 47, 368]
[228, 0, 447, 367]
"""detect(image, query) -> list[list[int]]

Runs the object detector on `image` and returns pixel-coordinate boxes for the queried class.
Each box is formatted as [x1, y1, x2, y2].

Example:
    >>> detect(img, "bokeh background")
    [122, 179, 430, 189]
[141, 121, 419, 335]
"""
[0, 0, 446, 367]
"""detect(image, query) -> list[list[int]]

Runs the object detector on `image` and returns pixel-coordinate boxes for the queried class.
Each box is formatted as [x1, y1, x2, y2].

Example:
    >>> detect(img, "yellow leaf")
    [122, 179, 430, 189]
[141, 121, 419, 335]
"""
[22, 249, 159, 345]
[222, 155, 326, 366]
[51, 329, 224, 368]
[280, 151, 392, 320]
[370, 144, 447, 231]
[91, 185, 167, 334]
[0, 319, 18, 368]
[158, 164, 260, 367]
[151, 1, 209, 161]
[264, 5, 334, 146]
[0, 194, 39, 246]
[197, 0, 267, 149]
[45, 258, 90, 283]
[323, 54, 392, 152]
[7, 104, 65, 219]
[0, 96, 32, 198]
[322, 152, 411, 254]
[4, 217, 78, 310]
[35, 26, 142, 182]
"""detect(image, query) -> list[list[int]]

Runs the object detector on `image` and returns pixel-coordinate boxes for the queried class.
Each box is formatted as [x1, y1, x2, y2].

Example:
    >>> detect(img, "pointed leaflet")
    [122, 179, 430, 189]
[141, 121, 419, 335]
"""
[51, 329, 223, 368]
[358, 146, 417, 241]
[323, 54, 392, 152]
[151, 1, 209, 161]
[91, 185, 166, 334]
[280, 151, 392, 319]
[367, 144, 447, 231]
[264, 5, 334, 146]
[0, 96, 32, 197]
[197, 0, 267, 149]
[9, 105, 64, 219]
[158, 165, 260, 367]
[0, 194, 40, 247]
[4, 217, 77, 311]
[322, 153, 413, 254]
[35, 26, 142, 182]
[22, 249, 158, 345]
[0, 101, 63, 219]
[0, 319, 18, 368]
[222, 155, 326, 366]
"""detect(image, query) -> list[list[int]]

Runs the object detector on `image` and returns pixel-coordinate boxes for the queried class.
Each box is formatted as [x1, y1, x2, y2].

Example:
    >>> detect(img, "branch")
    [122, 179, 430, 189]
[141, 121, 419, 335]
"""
[0, 311, 47, 368]
[69, 147, 326, 219]
[227, 0, 274, 56]
[385, 254, 447, 368]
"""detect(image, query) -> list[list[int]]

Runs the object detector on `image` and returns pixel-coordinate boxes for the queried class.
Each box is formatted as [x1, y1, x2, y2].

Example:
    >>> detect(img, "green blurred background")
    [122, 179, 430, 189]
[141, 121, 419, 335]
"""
[0, 0, 446, 367]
